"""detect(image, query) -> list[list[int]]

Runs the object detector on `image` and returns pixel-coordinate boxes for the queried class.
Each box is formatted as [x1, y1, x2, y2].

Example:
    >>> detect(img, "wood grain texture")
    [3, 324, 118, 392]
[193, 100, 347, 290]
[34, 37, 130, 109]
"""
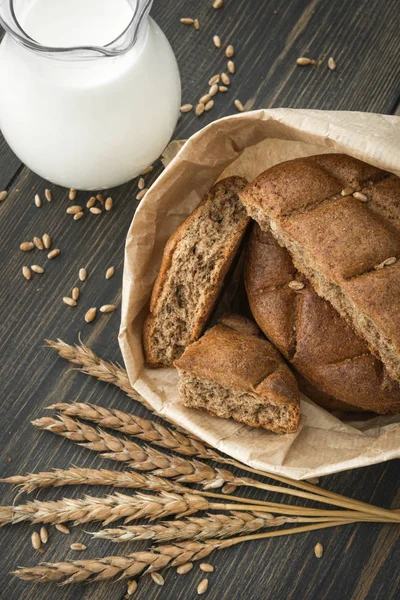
[0, 0, 399, 599]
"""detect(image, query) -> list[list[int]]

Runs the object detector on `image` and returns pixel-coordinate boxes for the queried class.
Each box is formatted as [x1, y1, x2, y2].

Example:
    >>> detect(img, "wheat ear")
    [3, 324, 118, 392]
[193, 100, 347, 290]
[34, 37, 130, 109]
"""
[12, 521, 357, 584]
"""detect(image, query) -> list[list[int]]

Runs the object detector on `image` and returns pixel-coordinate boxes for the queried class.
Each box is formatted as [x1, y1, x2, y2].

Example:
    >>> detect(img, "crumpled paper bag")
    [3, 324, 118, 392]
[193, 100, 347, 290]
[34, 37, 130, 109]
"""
[119, 108, 400, 480]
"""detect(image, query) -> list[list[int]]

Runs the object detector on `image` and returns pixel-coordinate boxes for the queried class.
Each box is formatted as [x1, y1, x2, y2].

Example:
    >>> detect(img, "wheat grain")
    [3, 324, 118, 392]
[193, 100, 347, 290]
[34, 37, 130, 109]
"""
[105, 266, 115, 279]
[84, 308, 97, 323]
[34, 194, 42, 208]
[45, 189, 52, 202]
[221, 72, 230, 85]
[208, 75, 220, 85]
[200, 563, 214, 572]
[296, 57, 312, 65]
[151, 572, 164, 585]
[96, 194, 104, 204]
[138, 178, 145, 190]
[86, 197, 96, 208]
[105, 197, 113, 211]
[42, 234, 51, 249]
[204, 100, 214, 111]
[71, 543, 87, 551]
[0, 190, 8, 201]
[209, 84, 218, 97]
[225, 45, 234, 58]
[195, 103, 205, 117]
[177, 562, 193, 574]
[40, 526, 49, 544]
[67, 205, 82, 215]
[234, 99, 244, 112]
[136, 189, 147, 201]
[180, 104, 193, 113]
[227, 60, 235, 73]
[180, 18, 194, 25]
[22, 266, 32, 280]
[47, 249, 60, 259]
[31, 265, 44, 274]
[314, 542, 323, 558]
[328, 57, 336, 70]
[213, 0, 224, 8]
[219, 85, 228, 92]
[72, 287, 80, 301]
[79, 268, 87, 282]
[74, 211, 84, 221]
[31, 531, 41, 550]
[194, 19, 200, 30]
[20, 242, 35, 251]
[69, 188, 77, 200]
[197, 579, 208, 594]
[55, 524, 70, 534]
[63, 297, 77, 307]
[126, 580, 138, 595]
[90, 207, 102, 215]
[33, 236, 44, 250]
[213, 35, 221, 48]
[100, 304, 116, 314]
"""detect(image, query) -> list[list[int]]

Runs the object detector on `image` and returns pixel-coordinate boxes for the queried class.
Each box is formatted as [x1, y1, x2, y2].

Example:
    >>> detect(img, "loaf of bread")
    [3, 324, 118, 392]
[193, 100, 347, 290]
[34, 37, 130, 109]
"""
[240, 154, 400, 382]
[174, 314, 300, 434]
[143, 176, 249, 367]
[245, 224, 400, 413]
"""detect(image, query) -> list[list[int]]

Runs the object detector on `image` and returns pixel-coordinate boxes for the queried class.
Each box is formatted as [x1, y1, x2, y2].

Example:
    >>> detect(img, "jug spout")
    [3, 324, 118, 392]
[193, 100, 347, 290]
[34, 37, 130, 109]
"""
[0, 0, 154, 58]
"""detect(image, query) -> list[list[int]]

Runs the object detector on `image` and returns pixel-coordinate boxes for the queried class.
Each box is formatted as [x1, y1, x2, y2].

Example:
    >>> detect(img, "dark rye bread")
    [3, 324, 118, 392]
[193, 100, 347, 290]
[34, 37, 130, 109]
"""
[143, 177, 249, 367]
[174, 314, 300, 434]
[240, 153, 400, 382]
[245, 224, 400, 414]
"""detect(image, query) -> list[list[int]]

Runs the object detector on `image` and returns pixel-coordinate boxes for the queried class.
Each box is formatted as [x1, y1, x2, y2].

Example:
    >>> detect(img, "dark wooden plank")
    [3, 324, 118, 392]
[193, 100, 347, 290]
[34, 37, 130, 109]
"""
[0, 0, 399, 599]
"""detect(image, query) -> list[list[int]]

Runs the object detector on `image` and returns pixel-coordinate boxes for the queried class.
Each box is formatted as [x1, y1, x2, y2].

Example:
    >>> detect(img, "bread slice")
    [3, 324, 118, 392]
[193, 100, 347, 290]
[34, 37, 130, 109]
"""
[143, 177, 249, 367]
[174, 314, 300, 434]
[240, 154, 400, 382]
[245, 224, 400, 414]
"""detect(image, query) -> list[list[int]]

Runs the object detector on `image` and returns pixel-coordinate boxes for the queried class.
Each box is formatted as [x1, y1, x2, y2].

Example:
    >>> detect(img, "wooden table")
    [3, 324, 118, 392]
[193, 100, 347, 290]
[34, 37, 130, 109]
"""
[1, 1, 399, 598]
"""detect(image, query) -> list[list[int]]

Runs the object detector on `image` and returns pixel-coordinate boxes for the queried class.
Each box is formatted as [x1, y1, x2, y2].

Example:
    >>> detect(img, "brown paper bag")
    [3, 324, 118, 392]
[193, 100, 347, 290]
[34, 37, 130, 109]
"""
[119, 108, 400, 480]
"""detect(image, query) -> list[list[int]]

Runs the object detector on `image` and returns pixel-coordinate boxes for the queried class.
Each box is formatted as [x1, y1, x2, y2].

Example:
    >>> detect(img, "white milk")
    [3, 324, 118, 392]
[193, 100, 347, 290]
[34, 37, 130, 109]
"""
[0, 0, 181, 189]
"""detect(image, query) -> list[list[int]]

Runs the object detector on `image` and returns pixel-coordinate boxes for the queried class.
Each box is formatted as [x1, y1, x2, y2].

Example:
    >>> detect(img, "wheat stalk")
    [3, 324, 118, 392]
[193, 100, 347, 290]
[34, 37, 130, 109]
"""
[49, 401, 222, 461]
[12, 521, 356, 584]
[46, 340, 400, 523]
[31, 415, 400, 523]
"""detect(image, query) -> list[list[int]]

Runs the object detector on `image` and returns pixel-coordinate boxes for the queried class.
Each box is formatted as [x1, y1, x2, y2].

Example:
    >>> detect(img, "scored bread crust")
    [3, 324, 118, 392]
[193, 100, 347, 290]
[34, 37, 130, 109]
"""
[245, 224, 400, 414]
[240, 153, 400, 382]
[143, 176, 249, 367]
[174, 315, 300, 434]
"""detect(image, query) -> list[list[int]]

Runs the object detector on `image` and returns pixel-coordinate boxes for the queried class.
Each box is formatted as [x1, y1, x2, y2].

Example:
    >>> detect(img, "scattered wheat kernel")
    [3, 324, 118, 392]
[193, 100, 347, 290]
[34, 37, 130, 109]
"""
[20, 241, 35, 252]
[105, 197, 113, 211]
[31, 265, 44, 274]
[213, 35, 221, 48]
[63, 297, 77, 307]
[86, 196, 96, 208]
[105, 266, 115, 279]
[225, 44, 234, 58]
[34, 193, 42, 208]
[209, 84, 219, 97]
[151, 572, 165, 586]
[219, 85, 228, 92]
[177, 562, 193, 575]
[341, 186, 354, 196]
[79, 268, 87, 281]
[234, 99, 244, 112]
[70, 543, 87, 551]
[227, 60, 235, 73]
[90, 207, 102, 214]
[195, 103, 205, 117]
[22, 266, 32, 280]
[222, 483, 237, 494]
[69, 188, 77, 200]
[33, 236, 44, 250]
[0, 190, 8, 201]
[220, 74, 230, 87]
[205, 100, 214, 111]
[138, 177, 145, 190]
[74, 211, 84, 220]
[314, 543, 323, 558]
[42, 233, 51, 249]
[288, 280, 305, 290]
[200, 93, 211, 105]
[213, 0, 224, 8]
[55, 524, 70, 534]
[307, 477, 320, 484]
[209, 74, 220, 85]
[180, 103, 193, 113]
[85, 307, 97, 323]
[136, 188, 148, 201]
[141, 165, 153, 175]
[353, 191, 368, 202]
[180, 18, 194, 25]
[100, 304, 117, 313]
[296, 57, 313, 65]
[96, 193, 104, 204]
[384, 257, 397, 266]
[328, 56, 336, 70]
[48, 248, 60, 259]
[40, 526, 48, 544]
[127, 580, 138, 595]
[45, 188, 52, 202]
[66, 205, 83, 215]
[194, 18, 200, 30]
[200, 563, 214, 573]
[72, 287, 80, 301]
[31, 531, 41, 550]
[197, 579, 209, 594]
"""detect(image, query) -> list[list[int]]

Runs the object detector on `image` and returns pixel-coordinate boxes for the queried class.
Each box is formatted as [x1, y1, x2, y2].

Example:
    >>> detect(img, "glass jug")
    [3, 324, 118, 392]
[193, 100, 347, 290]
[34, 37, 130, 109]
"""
[0, 0, 181, 189]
